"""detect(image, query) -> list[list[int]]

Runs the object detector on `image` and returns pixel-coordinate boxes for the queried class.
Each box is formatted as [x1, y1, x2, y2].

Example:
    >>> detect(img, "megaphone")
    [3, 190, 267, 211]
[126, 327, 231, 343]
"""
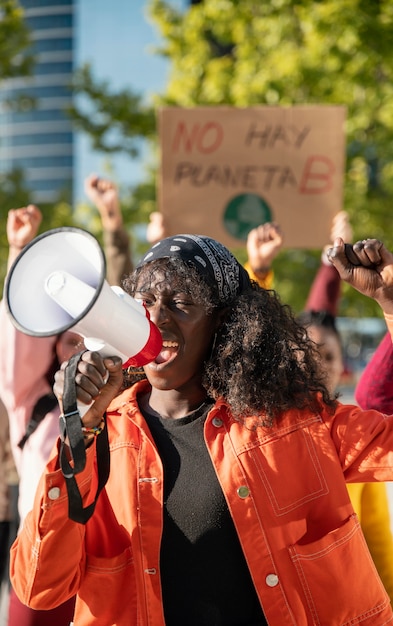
[4, 227, 162, 368]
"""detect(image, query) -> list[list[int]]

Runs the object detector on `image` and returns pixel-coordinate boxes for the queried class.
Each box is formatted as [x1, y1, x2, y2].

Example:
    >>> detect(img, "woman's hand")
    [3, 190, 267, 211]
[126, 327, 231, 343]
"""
[54, 351, 123, 427]
[327, 237, 393, 315]
[246, 222, 284, 274]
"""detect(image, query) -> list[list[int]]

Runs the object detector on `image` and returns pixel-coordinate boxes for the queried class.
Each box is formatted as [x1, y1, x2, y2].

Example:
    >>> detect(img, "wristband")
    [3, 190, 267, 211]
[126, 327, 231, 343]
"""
[81, 416, 106, 439]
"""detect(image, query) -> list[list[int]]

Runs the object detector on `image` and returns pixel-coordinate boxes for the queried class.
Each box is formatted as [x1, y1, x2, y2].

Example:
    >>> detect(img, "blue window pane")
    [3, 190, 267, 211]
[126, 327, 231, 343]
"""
[26, 179, 72, 192]
[8, 155, 73, 168]
[21, 0, 73, 7]
[35, 62, 73, 75]
[2, 109, 69, 123]
[6, 133, 73, 147]
[32, 38, 72, 53]
[26, 15, 73, 30]
[5, 85, 72, 99]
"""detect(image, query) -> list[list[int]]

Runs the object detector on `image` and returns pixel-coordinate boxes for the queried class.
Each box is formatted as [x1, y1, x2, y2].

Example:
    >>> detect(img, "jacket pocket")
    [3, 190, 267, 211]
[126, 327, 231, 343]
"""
[76, 547, 137, 626]
[248, 422, 329, 515]
[288, 515, 391, 626]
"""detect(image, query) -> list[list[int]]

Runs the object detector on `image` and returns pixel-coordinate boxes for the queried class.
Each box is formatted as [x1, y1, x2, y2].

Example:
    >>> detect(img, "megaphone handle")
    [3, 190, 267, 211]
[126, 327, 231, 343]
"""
[59, 350, 110, 524]
[60, 351, 88, 475]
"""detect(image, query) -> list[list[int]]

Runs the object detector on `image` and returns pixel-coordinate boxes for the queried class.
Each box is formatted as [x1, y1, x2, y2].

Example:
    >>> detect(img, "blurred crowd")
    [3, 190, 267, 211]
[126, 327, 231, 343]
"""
[1, 176, 393, 625]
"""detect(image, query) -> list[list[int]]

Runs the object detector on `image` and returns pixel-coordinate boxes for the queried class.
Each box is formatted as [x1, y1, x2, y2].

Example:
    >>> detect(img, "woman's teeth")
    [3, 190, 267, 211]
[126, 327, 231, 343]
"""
[162, 341, 178, 348]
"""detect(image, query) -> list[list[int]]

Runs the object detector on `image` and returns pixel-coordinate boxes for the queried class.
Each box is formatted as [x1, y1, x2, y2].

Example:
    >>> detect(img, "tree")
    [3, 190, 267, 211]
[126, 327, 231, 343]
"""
[67, 64, 159, 260]
[0, 0, 36, 290]
[148, 0, 393, 316]
[0, 172, 77, 297]
[0, 0, 34, 79]
[69, 64, 156, 157]
[0, 2, 78, 295]
[69, 0, 393, 316]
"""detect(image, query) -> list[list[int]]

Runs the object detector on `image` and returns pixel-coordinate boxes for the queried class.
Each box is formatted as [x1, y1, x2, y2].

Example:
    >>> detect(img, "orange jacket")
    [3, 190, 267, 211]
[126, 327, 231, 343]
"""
[11, 380, 393, 625]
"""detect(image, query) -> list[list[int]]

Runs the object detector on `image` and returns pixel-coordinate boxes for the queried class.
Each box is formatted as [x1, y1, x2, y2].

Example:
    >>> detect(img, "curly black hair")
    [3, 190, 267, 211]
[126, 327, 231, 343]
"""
[122, 258, 336, 425]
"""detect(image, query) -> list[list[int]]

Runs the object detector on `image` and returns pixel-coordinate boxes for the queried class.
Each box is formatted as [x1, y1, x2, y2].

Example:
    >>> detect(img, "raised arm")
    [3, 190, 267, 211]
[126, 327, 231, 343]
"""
[6, 205, 42, 270]
[354, 332, 393, 412]
[244, 222, 284, 289]
[327, 238, 393, 318]
[305, 211, 352, 315]
[84, 173, 133, 285]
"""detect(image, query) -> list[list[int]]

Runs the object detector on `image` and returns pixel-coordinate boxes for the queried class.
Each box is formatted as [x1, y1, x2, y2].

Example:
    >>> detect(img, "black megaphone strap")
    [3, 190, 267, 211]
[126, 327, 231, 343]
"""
[59, 350, 110, 524]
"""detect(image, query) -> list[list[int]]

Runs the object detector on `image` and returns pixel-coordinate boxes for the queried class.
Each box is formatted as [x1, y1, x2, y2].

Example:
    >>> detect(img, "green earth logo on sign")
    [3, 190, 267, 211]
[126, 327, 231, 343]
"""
[223, 193, 273, 241]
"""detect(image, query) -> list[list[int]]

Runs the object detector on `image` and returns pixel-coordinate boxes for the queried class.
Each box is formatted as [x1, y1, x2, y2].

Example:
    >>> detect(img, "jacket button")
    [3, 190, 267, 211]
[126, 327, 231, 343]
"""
[265, 574, 279, 587]
[212, 417, 223, 427]
[48, 487, 61, 500]
[237, 485, 250, 499]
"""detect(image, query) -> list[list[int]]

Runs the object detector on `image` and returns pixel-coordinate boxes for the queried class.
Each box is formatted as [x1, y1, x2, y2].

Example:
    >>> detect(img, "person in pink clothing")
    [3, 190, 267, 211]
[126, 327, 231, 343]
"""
[297, 211, 393, 603]
[354, 261, 393, 581]
[355, 332, 393, 411]
[0, 175, 137, 625]
[0, 205, 82, 625]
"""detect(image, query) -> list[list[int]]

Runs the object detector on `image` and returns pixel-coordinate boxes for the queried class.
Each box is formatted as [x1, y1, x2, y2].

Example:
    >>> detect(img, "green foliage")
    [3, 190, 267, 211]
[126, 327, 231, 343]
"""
[0, 170, 76, 297]
[147, 0, 393, 316]
[0, 0, 34, 79]
[0, 169, 31, 293]
[0, 1, 36, 291]
[67, 63, 160, 260]
[69, 64, 156, 157]
[63, 0, 393, 316]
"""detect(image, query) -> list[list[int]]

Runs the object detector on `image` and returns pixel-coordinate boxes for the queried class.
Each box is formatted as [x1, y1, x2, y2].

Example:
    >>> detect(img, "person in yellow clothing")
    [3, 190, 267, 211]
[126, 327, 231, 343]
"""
[243, 221, 282, 290]
[347, 482, 393, 602]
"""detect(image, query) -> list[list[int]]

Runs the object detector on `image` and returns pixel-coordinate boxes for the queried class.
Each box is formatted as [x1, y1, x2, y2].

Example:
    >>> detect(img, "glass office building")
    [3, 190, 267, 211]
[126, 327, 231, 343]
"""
[0, 0, 74, 203]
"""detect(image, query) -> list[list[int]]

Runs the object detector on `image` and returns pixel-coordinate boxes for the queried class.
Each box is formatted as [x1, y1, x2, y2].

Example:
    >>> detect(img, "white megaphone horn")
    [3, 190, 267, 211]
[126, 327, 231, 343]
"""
[4, 227, 162, 368]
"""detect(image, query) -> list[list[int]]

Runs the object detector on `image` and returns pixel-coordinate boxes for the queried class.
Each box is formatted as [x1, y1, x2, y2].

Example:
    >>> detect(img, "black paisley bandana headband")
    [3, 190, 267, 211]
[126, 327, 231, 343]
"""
[137, 234, 252, 305]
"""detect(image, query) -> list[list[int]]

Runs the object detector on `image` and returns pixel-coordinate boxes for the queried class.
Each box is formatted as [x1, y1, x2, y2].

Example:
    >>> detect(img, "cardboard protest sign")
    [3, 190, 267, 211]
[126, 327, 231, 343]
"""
[158, 106, 347, 249]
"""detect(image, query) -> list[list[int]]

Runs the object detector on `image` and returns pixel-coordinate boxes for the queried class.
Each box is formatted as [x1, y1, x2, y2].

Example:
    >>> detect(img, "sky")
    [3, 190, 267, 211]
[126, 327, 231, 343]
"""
[74, 0, 175, 205]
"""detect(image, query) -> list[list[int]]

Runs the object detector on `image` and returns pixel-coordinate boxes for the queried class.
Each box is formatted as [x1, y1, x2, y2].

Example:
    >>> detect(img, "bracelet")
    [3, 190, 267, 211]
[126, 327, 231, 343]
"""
[81, 417, 106, 439]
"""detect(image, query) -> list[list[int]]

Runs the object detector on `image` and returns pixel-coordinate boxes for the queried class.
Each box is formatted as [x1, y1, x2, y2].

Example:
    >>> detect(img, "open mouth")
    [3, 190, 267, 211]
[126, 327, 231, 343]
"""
[154, 340, 179, 365]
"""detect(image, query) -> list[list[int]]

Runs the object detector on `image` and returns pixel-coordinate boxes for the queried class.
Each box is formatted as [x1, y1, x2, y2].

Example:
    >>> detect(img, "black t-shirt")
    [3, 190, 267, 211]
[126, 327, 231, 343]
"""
[142, 403, 267, 626]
